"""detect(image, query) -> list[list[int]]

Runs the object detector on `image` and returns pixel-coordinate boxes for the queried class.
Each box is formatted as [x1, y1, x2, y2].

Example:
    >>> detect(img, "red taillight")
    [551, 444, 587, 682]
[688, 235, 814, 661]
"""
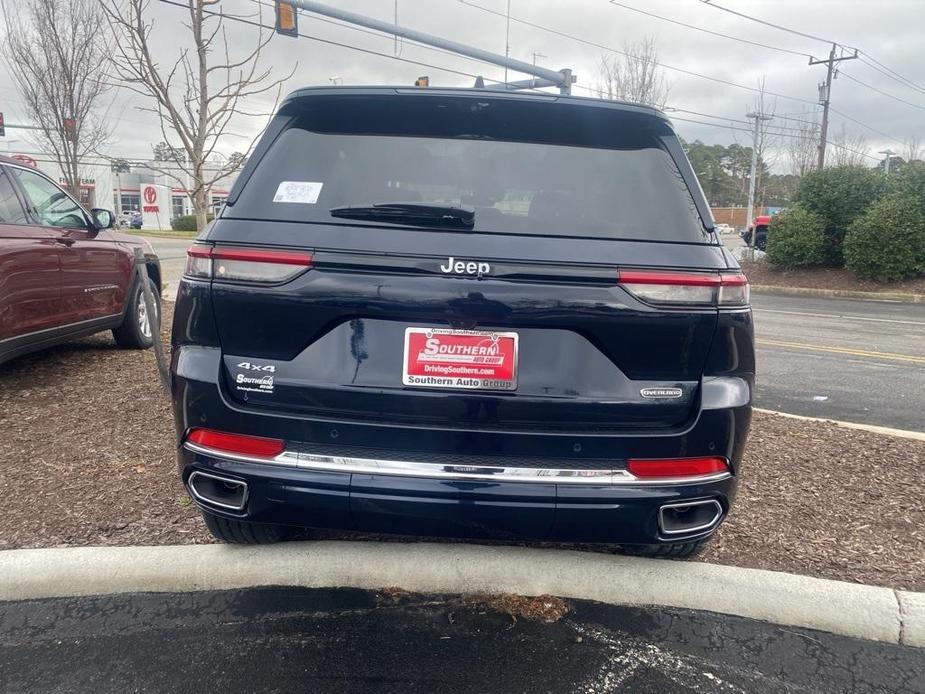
[617, 270, 749, 307]
[184, 245, 212, 279]
[184, 246, 313, 283]
[187, 428, 285, 458]
[627, 456, 729, 478]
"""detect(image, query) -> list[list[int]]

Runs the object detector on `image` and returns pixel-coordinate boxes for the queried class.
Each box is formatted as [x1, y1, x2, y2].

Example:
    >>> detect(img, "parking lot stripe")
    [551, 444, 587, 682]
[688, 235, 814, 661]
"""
[757, 338, 925, 364]
[754, 308, 925, 327]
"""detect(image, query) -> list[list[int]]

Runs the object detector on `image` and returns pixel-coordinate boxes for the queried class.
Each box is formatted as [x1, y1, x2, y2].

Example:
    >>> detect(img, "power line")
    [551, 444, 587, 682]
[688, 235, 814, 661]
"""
[839, 71, 925, 112]
[668, 115, 878, 161]
[699, 1, 925, 105]
[247, 0, 513, 80]
[456, 0, 818, 106]
[857, 52, 925, 95]
[154, 0, 514, 90]
[827, 107, 907, 146]
[607, 1, 812, 58]
[699, 0, 846, 48]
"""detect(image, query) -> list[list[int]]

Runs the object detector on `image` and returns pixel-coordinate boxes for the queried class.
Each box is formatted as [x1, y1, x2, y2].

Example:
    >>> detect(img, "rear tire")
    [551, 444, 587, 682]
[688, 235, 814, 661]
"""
[201, 511, 294, 544]
[113, 276, 160, 349]
[621, 537, 710, 559]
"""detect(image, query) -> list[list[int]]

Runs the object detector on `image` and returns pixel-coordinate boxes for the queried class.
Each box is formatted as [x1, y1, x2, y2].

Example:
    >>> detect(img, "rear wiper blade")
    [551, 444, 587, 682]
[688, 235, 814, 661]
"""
[329, 202, 475, 229]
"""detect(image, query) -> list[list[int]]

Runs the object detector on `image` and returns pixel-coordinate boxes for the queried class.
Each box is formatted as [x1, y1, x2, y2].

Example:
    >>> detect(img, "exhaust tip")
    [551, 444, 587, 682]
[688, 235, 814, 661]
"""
[188, 471, 248, 512]
[658, 499, 723, 536]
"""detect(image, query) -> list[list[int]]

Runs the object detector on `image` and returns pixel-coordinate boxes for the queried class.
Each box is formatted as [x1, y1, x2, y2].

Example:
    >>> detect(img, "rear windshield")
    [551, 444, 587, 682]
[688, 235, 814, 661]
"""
[228, 97, 708, 242]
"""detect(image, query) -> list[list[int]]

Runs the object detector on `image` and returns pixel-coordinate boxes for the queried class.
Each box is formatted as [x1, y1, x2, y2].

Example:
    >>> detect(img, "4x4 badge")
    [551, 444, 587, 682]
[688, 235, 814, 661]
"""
[640, 387, 683, 399]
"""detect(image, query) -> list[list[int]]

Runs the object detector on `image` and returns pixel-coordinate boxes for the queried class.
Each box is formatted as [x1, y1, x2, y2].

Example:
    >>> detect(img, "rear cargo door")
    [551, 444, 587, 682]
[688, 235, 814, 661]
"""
[207, 92, 730, 433]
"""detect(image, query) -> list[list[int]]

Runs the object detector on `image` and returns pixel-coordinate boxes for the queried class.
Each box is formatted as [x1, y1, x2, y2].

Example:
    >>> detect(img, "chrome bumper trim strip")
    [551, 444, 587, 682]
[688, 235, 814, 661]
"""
[184, 442, 731, 486]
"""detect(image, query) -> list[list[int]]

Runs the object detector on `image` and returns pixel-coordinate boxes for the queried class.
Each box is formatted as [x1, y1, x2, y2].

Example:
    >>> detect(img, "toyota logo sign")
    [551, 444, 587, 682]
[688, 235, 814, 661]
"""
[142, 186, 160, 213]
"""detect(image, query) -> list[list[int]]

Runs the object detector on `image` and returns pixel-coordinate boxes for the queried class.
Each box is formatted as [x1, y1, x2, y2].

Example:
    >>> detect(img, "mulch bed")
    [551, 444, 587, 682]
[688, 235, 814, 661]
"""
[1, 305, 923, 591]
[742, 262, 925, 295]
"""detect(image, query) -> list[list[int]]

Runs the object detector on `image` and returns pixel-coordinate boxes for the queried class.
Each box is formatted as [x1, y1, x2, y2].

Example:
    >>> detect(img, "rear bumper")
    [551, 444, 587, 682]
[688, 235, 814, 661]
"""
[172, 345, 750, 545]
[180, 444, 735, 544]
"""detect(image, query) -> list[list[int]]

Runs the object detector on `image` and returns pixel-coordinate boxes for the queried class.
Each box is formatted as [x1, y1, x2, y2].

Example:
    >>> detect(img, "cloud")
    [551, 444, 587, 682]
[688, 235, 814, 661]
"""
[2, 0, 922, 163]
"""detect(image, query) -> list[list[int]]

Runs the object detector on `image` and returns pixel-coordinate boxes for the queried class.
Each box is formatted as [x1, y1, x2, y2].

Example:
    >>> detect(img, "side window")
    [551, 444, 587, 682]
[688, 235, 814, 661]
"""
[11, 168, 88, 229]
[0, 169, 29, 225]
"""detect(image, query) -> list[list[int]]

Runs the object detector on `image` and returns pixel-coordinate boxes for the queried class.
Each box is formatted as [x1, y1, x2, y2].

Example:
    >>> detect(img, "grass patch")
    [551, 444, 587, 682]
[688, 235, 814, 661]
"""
[126, 229, 198, 240]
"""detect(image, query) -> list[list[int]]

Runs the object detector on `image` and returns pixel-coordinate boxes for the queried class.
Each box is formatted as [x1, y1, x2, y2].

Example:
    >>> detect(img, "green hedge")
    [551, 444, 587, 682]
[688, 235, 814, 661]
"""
[765, 205, 827, 269]
[791, 166, 890, 265]
[892, 162, 925, 215]
[844, 195, 925, 281]
[171, 213, 214, 231]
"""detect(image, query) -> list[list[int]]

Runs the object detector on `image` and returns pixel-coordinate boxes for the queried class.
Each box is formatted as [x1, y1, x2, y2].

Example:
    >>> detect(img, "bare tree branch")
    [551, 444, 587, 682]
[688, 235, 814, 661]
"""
[0, 0, 113, 198]
[596, 36, 671, 110]
[828, 125, 870, 167]
[101, 0, 296, 229]
[787, 111, 820, 177]
[905, 135, 921, 163]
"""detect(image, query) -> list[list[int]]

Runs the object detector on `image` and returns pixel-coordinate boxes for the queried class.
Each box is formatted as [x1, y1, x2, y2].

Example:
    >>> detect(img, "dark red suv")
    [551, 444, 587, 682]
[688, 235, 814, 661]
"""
[0, 156, 161, 365]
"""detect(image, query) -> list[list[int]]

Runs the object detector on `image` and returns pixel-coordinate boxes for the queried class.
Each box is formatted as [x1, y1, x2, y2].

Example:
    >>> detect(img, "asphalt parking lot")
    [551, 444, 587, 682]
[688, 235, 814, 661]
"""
[2, 587, 922, 694]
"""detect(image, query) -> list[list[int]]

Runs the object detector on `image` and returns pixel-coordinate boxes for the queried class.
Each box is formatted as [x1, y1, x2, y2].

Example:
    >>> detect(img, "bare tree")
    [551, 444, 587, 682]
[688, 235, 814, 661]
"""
[905, 135, 921, 163]
[828, 125, 870, 167]
[102, 0, 295, 230]
[597, 37, 671, 109]
[786, 112, 820, 177]
[1, 0, 113, 200]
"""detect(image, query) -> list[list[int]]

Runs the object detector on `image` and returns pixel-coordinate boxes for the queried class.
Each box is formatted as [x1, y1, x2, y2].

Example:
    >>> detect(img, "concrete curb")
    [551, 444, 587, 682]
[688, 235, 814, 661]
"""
[751, 284, 925, 303]
[1, 542, 921, 647]
[755, 408, 925, 442]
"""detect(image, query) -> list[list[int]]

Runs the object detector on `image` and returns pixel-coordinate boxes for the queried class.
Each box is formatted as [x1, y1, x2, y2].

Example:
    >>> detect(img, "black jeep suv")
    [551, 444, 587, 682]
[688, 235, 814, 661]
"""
[171, 87, 753, 556]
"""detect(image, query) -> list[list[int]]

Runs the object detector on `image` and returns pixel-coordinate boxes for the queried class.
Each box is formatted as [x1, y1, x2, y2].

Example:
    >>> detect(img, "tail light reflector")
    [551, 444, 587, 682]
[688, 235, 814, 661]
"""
[187, 428, 285, 458]
[617, 270, 749, 307]
[627, 456, 729, 478]
[184, 246, 313, 283]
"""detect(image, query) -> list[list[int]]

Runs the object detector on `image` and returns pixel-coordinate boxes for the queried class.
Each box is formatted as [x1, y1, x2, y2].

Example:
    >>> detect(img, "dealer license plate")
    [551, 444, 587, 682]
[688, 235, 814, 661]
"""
[402, 328, 518, 391]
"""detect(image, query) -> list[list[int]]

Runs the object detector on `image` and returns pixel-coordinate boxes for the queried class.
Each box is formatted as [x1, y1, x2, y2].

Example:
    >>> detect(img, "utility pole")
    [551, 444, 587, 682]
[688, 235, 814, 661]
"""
[504, 0, 511, 85]
[810, 44, 858, 169]
[745, 111, 773, 254]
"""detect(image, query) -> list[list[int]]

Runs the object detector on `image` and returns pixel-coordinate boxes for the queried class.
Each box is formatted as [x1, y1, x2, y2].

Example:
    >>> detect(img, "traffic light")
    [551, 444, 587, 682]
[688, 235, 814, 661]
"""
[63, 118, 77, 141]
[414, 76, 429, 87]
[0, 112, 4, 137]
[275, 1, 298, 37]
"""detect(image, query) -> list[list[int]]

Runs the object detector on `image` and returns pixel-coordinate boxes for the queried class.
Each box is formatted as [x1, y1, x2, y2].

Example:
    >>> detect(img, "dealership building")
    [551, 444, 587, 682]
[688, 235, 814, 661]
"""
[5, 150, 239, 224]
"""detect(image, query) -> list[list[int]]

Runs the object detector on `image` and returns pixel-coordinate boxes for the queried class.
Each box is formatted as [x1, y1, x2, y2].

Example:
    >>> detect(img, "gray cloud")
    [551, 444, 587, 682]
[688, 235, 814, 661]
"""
[2, 0, 922, 164]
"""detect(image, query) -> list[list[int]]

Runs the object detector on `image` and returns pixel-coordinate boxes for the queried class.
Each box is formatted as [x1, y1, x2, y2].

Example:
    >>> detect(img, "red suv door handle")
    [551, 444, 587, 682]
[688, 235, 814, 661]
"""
[54, 238, 76, 246]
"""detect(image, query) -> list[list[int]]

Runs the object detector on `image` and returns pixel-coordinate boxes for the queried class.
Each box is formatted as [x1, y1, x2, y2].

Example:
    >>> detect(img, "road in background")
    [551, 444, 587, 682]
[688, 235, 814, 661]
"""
[148, 236, 190, 300]
[148, 236, 925, 431]
[753, 294, 925, 430]
[2, 588, 921, 693]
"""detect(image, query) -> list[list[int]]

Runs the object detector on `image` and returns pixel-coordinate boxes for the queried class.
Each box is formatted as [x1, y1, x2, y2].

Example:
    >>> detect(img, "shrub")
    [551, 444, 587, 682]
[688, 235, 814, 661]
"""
[765, 205, 827, 269]
[843, 195, 925, 281]
[792, 166, 890, 265]
[892, 162, 925, 215]
[171, 213, 213, 231]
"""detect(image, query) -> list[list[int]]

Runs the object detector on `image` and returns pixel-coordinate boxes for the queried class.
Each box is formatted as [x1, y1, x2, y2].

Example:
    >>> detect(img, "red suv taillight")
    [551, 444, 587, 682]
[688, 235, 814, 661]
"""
[617, 270, 749, 307]
[184, 246, 313, 283]
[187, 428, 285, 458]
[627, 456, 729, 478]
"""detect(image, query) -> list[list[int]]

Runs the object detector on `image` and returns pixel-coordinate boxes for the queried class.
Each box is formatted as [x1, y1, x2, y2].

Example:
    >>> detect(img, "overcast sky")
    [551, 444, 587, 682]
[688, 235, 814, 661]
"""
[2, 0, 923, 170]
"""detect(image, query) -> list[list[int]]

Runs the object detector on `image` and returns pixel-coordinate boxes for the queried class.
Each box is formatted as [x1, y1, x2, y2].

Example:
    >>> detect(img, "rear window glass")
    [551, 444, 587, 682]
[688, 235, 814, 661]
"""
[228, 101, 707, 242]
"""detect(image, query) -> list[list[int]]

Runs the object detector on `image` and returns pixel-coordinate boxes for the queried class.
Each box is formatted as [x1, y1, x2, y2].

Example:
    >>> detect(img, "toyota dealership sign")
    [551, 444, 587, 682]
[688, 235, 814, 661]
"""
[140, 184, 169, 229]
[142, 185, 159, 212]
